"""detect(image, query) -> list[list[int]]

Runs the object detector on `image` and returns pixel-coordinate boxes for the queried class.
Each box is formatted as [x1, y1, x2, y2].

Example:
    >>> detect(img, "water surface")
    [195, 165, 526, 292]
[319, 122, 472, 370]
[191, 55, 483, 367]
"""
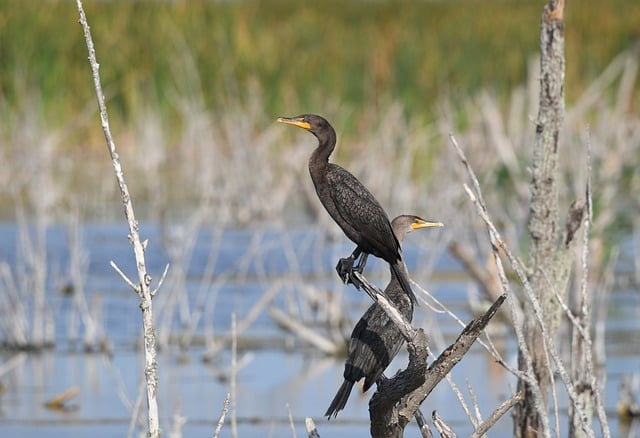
[0, 223, 637, 437]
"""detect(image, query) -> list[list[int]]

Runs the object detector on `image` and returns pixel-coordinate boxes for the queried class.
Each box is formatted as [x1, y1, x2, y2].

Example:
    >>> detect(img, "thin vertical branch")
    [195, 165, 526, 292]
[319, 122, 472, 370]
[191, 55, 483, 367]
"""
[286, 403, 297, 438]
[127, 379, 147, 438]
[231, 313, 238, 438]
[569, 127, 611, 437]
[213, 393, 231, 438]
[305, 417, 320, 438]
[76, 2, 160, 436]
[66, 209, 99, 350]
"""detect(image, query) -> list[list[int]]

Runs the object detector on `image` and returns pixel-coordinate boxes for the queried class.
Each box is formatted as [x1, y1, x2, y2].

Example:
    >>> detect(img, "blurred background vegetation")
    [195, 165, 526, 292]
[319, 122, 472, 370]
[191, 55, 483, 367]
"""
[0, 0, 638, 223]
[2, 1, 638, 128]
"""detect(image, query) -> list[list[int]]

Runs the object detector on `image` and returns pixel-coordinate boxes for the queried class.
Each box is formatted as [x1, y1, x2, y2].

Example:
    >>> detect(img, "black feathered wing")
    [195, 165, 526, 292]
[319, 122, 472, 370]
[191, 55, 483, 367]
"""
[346, 305, 394, 391]
[346, 279, 416, 391]
[325, 164, 400, 264]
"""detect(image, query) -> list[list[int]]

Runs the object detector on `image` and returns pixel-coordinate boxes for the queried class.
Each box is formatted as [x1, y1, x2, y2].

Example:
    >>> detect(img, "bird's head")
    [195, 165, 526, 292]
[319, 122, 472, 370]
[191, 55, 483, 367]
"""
[392, 215, 444, 242]
[277, 114, 333, 141]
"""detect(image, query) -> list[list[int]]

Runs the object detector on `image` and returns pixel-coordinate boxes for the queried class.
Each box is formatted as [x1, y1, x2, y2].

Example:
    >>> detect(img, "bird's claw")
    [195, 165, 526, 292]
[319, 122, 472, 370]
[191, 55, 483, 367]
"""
[347, 270, 364, 290]
[336, 256, 355, 284]
[336, 256, 366, 290]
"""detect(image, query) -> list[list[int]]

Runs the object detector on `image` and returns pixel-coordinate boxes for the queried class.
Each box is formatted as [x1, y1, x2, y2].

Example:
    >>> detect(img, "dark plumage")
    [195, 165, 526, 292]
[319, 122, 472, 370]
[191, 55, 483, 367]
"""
[324, 215, 442, 419]
[277, 114, 415, 301]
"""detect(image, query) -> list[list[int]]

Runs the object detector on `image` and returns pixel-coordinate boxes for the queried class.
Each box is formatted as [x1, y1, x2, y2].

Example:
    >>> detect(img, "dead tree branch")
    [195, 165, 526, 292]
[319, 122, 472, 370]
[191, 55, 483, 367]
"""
[369, 328, 430, 438]
[76, 2, 161, 436]
[516, 1, 575, 436]
[353, 271, 416, 342]
[470, 391, 524, 438]
[568, 130, 611, 437]
[449, 133, 551, 436]
[367, 292, 506, 438]
[401, 294, 506, 415]
[432, 411, 457, 438]
[305, 417, 321, 438]
[213, 393, 231, 438]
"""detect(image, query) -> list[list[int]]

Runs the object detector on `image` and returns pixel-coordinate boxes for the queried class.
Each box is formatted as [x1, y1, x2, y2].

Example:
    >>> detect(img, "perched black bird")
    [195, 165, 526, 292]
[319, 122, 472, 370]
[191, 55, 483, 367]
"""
[324, 215, 442, 419]
[277, 114, 421, 301]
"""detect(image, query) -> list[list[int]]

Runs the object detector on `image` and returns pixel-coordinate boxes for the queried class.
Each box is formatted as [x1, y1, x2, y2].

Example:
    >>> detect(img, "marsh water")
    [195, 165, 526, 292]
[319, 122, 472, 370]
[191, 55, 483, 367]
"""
[0, 223, 638, 437]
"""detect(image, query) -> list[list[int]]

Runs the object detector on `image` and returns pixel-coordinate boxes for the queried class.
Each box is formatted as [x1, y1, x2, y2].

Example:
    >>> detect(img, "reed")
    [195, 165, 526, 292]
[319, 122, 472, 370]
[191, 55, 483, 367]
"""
[0, 47, 637, 351]
[1, 0, 637, 127]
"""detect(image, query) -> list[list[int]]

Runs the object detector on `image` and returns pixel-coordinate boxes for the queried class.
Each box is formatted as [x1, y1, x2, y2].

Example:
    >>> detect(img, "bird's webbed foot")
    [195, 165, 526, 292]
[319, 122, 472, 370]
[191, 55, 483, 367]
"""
[336, 255, 355, 285]
[336, 251, 369, 289]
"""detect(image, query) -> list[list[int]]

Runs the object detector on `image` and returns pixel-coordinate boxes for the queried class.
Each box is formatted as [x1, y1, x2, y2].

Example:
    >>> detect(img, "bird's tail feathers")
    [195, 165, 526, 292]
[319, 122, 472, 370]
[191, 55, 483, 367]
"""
[325, 380, 354, 419]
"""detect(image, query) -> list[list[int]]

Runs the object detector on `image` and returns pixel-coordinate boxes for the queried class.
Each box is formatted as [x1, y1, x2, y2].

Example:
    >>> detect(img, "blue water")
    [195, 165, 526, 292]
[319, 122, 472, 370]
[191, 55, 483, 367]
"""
[0, 223, 637, 437]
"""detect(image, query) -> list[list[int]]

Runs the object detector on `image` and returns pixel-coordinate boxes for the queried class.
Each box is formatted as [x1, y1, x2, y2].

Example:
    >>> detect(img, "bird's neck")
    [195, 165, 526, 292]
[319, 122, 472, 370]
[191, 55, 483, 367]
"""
[310, 129, 336, 164]
[390, 258, 408, 280]
[308, 131, 336, 184]
[389, 262, 417, 309]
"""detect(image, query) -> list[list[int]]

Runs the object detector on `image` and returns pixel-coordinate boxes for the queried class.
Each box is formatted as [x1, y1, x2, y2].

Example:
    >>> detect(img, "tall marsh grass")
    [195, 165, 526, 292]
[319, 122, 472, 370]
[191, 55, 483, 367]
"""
[1, 1, 637, 128]
[1, 1, 638, 221]
[0, 48, 637, 233]
[0, 46, 637, 351]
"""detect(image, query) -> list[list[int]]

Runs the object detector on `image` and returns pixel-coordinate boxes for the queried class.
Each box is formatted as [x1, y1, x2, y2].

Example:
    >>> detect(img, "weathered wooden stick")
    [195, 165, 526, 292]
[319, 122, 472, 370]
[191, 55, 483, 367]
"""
[76, 2, 161, 436]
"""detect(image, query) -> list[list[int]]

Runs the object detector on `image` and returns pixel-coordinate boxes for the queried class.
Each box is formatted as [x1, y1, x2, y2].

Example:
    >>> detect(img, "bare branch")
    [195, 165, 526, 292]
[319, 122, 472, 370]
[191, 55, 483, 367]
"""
[432, 411, 457, 438]
[353, 271, 416, 342]
[305, 417, 320, 438]
[414, 281, 521, 381]
[151, 263, 170, 297]
[446, 376, 476, 429]
[269, 307, 339, 355]
[569, 126, 611, 437]
[213, 393, 231, 438]
[448, 241, 503, 306]
[231, 314, 238, 438]
[286, 403, 297, 438]
[0, 352, 26, 378]
[413, 408, 433, 438]
[110, 261, 138, 292]
[44, 387, 79, 411]
[467, 381, 482, 426]
[370, 329, 430, 437]
[394, 294, 507, 431]
[470, 391, 524, 437]
[205, 281, 283, 360]
[76, 2, 161, 435]
[450, 130, 551, 435]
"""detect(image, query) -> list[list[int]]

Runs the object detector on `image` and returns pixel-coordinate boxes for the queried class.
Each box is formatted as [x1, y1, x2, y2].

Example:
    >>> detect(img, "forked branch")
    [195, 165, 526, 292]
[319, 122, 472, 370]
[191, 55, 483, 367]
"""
[76, 2, 162, 436]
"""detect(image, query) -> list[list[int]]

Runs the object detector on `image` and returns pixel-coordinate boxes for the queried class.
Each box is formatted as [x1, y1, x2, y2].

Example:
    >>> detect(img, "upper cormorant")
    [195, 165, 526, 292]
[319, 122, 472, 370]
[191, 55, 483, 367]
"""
[324, 215, 442, 419]
[277, 114, 433, 302]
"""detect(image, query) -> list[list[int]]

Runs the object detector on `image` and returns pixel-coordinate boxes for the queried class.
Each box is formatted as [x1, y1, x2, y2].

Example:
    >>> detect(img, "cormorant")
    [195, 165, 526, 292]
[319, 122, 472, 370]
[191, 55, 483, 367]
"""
[324, 215, 442, 419]
[277, 114, 422, 301]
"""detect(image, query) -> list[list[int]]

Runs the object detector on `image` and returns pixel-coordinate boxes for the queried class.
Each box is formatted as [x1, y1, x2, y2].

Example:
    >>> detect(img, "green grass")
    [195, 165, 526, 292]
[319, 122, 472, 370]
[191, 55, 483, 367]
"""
[0, 1, 638, 226]
[1, 0, 638, 131]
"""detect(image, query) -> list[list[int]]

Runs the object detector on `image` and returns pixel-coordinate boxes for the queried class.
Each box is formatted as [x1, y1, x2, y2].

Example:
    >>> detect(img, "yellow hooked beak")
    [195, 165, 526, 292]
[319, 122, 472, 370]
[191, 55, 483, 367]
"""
[411, 219, 444, 230]
[277, 116, 311, 131]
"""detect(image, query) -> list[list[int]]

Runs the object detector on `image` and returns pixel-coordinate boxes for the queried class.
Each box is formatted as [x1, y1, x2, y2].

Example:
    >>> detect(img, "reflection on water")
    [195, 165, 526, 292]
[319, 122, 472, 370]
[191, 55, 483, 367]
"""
[0, 224, 638, 436]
